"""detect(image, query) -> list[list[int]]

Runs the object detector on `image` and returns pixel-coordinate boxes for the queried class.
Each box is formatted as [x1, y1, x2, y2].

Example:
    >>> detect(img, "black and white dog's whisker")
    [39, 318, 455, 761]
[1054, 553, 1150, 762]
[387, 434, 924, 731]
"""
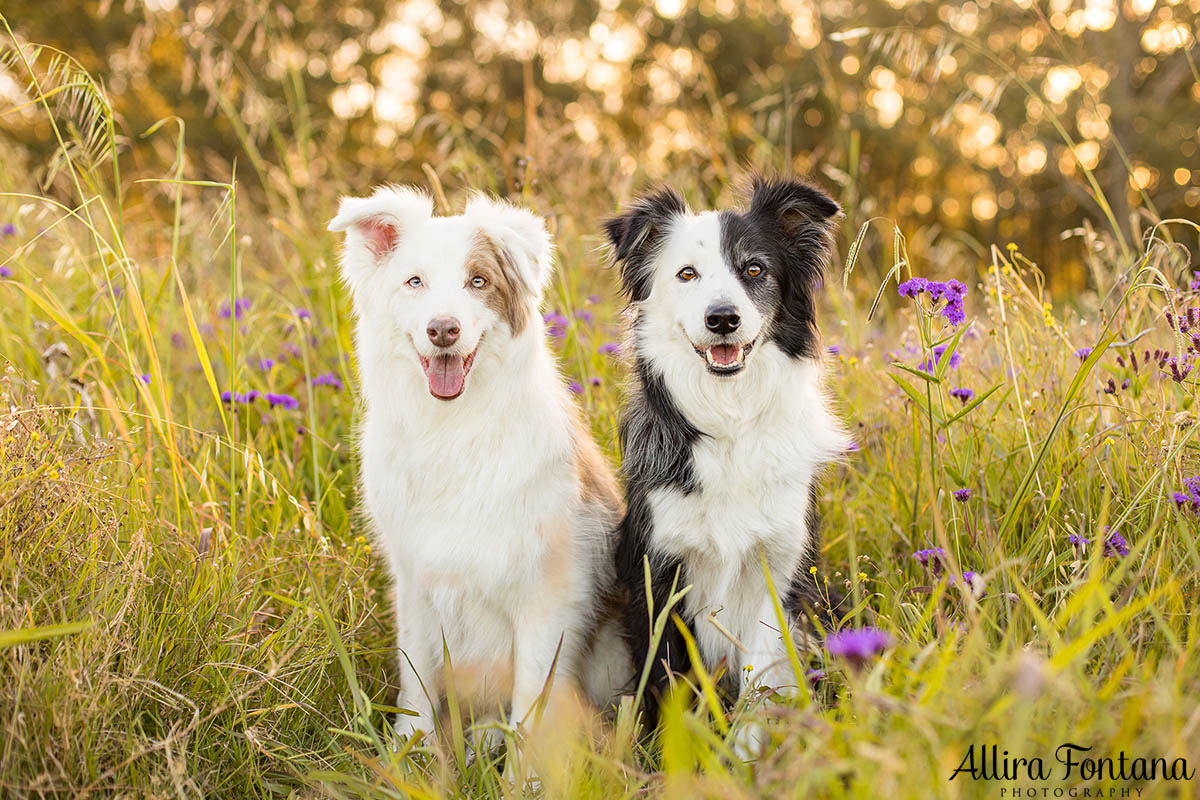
[605, 177, 849, 755]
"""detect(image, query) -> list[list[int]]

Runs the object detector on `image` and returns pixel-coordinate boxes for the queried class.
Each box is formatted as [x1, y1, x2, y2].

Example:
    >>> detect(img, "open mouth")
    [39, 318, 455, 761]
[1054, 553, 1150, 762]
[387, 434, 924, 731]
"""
[418, 346, 478, 400]
[693, 340, 755, 375]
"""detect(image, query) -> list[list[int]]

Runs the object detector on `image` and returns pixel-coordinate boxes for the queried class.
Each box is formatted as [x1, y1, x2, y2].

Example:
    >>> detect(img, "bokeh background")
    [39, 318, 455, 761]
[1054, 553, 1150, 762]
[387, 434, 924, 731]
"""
[3, 0, 1198, 292]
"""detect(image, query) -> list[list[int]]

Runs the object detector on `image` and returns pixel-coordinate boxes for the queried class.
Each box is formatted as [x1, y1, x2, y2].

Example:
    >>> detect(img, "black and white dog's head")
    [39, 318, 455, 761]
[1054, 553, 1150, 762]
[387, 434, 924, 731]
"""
[604, 178, 839, 377]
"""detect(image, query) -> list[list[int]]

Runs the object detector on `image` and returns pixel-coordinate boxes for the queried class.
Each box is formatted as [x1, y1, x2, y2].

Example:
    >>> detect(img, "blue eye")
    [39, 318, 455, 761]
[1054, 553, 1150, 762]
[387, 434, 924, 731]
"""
[406, 276, 422, 288]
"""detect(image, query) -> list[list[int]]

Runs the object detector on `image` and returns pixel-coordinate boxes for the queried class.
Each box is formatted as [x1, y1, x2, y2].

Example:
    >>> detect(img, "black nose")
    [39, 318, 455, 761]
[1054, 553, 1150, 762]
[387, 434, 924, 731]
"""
[426, 317, 461, 347]
[705, 305, 741, 335]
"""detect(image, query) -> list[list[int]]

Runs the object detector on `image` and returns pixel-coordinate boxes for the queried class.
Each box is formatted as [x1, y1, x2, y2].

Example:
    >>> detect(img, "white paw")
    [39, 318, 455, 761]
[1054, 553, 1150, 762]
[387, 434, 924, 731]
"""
[731, 721, 769, 762]
[465, 725, 506, 765]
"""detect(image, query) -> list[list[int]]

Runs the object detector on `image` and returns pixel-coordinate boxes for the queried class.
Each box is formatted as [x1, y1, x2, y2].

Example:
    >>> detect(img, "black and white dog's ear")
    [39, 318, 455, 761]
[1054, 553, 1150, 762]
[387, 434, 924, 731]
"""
[748, 177, 840, 239]
[328, 186, 433, 284]
[603, 187, 687, 302]
[749, 178, 841, 358]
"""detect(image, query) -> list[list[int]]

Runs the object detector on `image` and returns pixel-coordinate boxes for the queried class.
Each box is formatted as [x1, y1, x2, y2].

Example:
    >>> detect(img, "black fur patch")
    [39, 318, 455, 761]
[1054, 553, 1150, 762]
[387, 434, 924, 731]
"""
[612, 358, 703, 726]
[720, 177, 840, 358]
[602, 187, 687, 303]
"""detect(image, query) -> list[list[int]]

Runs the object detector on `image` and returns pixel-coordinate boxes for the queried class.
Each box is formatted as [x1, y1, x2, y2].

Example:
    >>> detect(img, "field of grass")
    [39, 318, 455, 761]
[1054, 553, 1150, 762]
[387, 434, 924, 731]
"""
[2, 32, 1200, 800]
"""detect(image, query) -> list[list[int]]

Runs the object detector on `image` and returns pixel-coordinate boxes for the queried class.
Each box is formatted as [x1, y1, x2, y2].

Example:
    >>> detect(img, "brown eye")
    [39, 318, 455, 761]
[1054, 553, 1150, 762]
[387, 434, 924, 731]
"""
[470, 275, 488, 289]
[745, 261, 763, 277]
[677, 266, 697, 282]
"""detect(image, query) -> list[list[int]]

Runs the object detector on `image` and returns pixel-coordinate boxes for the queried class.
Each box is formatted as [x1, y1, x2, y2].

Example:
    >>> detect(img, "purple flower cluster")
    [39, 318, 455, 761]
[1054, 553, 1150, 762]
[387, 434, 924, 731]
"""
[0, 266, 11, 278]
[138, 373, 152, 385]
[598, 341, 621, 356]
[898, 277, 967, 326]
[258, 358, 276, 371]
[1103, 377, 1132, 395]
[913, 547, 946, 576]
[544, 311, 569, 340]
[919, 345, 962, 372]
[1, 223, 15, 236]
[266, 392, 299, 410]
[953, 488, 972, 502]
[1068, 530, 1129, 558]
[219, 297, 252, 320]
[950, 571, 987, 597]
[1073, 347, 1093, 361]
[949, 387, 975, 404]
[221, 390, 261, 404]
[1172, 476, 1200, 514]
[1102, 530, 1129, 558]
[568, 381, 584, 394]
[826, 627, 893, 669]
[311, 373, 344, 390]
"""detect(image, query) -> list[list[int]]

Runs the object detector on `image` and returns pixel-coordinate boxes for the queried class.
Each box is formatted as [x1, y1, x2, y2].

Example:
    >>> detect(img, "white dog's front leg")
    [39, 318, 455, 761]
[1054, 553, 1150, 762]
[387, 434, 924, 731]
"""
[732, 598, 799, 760]
[510, 606, 576, 730]
[391, 580, 440, 741]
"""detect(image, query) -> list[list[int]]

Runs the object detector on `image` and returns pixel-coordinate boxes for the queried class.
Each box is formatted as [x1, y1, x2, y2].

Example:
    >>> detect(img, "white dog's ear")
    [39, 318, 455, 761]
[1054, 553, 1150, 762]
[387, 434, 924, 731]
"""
[463, 195, 554, 295]
[328, 186, 433, 273]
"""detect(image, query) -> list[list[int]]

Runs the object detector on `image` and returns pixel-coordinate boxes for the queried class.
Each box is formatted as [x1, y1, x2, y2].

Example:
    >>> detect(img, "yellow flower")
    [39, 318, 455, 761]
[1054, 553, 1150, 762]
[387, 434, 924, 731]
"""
[858, 572, 868, 581]
[809, 565, 818, 575]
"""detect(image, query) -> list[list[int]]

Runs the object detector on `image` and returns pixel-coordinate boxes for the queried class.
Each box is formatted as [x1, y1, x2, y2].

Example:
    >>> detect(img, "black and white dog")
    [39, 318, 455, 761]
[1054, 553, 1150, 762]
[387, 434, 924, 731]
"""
[605, 178, 848, 745]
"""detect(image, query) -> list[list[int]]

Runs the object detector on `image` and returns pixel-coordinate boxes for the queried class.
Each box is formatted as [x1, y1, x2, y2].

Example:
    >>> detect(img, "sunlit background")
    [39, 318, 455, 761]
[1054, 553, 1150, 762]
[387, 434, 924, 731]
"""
[2, 0, 1198, 289]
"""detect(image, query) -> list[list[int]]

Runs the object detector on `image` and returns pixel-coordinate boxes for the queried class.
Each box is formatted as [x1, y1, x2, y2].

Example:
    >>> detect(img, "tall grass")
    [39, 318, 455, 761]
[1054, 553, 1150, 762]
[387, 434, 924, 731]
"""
[2, 22, 1200, 800]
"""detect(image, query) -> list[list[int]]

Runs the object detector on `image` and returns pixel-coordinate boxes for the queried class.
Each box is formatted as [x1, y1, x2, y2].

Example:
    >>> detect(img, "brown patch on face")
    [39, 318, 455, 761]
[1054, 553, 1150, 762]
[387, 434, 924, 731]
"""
[468, 231, 531, 335]
[570, 408, 623, 517]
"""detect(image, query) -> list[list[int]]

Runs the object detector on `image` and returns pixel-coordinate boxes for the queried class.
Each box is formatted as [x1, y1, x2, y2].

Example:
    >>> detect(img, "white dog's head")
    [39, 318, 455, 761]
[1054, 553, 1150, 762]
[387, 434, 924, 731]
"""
[329, 186, 553, 400]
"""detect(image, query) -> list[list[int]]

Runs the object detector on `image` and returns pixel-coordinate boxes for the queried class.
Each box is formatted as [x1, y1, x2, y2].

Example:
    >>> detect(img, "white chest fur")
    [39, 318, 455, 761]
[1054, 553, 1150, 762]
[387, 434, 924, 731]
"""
[646, 344, 847, 672]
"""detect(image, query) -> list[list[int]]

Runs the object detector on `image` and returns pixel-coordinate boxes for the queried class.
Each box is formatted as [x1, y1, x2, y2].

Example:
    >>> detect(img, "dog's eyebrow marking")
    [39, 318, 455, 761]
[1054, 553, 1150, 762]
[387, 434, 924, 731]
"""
[468, 231, 529, 335]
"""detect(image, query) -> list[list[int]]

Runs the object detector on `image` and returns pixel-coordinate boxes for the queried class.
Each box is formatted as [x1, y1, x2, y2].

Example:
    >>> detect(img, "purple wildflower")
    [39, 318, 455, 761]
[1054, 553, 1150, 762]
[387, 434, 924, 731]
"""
[312, 372, 344, 390]
[913, 547, 946, 576]
[1074, 347, 1093, 361]
[945, 279, 968, 297]
[568, 380, 584, 395]
[258, 358, 276, 371]
[846, 439, 860, 452]
[221, 390, 260, 405]
[805, 668, 826, 684]
[898, 277, 929, 298]
[590, 376, 602, 386]
[219, 297, 252, 320]
[826, 628, 893, 669]
[1068, 533, 1090, 551]
[1103, 530, 1129, 558]
[953, 488, 971, 502]
[295, 308, 312, 320]
[828, 344, 842, 356]
[598, 341, 621, 356]
[1, 223, 15, 236]
[926, 281, 950, 300]
[0, 266, 11, 278]
[575, 309, 594, 324]
[266, 392, 299, 410]
[949, 387, 975, 404]
[919, 345, 962, 372]
[941, 297, 966, 327]
[138, 373, 151, 385]
[1173, 476, 1200, 514]
[954, 571, 987, 597]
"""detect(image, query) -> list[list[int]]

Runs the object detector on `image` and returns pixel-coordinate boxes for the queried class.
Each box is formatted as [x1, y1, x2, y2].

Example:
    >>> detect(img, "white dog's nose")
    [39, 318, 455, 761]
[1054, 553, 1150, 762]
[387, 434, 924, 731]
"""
[426, 317, 461, 347]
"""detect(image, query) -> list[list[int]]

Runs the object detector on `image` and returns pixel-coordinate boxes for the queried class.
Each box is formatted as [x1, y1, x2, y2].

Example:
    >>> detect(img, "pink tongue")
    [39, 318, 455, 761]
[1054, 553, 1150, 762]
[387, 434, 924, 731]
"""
[424, 354, 466, 399]
[709, 344, 739, 365]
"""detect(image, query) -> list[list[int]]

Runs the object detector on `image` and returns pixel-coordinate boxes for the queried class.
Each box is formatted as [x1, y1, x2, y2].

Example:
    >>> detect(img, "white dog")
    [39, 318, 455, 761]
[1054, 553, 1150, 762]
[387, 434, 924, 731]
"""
[329, 186, 629, 753]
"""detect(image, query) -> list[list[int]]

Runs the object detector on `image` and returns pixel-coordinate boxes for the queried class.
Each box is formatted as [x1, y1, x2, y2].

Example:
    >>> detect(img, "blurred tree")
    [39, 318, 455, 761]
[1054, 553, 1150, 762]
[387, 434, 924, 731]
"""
[1, 0, 1197, 289]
